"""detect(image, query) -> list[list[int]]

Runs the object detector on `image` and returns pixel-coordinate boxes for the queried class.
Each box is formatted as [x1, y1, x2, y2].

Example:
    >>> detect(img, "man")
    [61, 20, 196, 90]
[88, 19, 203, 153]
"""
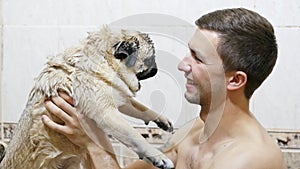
[42, 8, 286, 169]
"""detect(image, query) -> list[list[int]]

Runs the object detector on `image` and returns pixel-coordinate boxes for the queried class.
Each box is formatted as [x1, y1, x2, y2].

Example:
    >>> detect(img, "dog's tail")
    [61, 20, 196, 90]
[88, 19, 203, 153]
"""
[0, 141, 6, 162]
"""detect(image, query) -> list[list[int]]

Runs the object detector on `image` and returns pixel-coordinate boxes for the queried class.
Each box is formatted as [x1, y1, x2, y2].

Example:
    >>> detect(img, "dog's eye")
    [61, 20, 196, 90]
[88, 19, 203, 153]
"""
[115, 53, 128, 60]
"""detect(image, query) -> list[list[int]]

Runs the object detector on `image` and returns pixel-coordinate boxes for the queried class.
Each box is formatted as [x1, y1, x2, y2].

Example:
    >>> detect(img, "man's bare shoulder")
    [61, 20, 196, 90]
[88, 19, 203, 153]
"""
[212, 140, 286, 169]
[159, 118, 202, 148]
[162, 118, 204, 150]
[158, 118, 204, 164]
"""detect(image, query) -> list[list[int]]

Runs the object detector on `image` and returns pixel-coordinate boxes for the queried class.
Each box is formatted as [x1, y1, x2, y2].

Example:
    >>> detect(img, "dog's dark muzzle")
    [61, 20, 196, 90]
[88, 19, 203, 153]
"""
[136, 66, 158, 81]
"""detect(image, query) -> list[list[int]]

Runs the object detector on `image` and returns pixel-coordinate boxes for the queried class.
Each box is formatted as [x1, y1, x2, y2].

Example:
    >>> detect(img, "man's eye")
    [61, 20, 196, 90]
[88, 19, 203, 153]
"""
[190, 49, 203, 63]
[192, 54, 203, 62]
[195, 56, 202, 62]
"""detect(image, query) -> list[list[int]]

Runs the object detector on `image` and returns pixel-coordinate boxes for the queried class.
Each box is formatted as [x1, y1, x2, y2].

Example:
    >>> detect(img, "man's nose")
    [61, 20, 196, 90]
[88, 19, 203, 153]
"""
[178, 57, 191, 72]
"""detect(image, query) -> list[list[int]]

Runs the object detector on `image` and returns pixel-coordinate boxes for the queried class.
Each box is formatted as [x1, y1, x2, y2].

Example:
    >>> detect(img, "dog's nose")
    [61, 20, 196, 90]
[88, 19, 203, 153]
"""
[136, 67, 158, 81]
[149, 67, 157, 77]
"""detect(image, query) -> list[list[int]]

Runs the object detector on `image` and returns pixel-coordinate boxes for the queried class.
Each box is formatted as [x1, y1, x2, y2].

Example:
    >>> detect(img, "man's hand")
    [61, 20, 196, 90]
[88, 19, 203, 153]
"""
[42, 92, 121, 169]
[42, 92, 95, 148]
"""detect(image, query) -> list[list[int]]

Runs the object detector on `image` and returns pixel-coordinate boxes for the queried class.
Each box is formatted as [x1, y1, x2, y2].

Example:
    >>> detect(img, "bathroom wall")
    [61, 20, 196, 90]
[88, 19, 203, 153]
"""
[0, 0, 299, 167]
[1, 0, 299, 130]
[0, 0, 299, 168]
[0, 0, 3, 138]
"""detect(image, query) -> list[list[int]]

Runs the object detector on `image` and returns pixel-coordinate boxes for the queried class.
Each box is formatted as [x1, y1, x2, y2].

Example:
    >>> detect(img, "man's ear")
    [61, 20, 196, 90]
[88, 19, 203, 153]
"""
[227, 71, 247, 91]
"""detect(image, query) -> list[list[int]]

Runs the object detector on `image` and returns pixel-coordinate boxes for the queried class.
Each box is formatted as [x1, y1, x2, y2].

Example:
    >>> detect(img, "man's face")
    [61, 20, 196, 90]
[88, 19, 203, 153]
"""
[178, 29, 225, 107]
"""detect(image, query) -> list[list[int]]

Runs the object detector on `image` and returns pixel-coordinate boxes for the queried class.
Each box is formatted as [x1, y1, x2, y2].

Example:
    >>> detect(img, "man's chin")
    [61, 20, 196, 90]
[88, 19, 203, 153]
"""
[184, 93, 200, 105]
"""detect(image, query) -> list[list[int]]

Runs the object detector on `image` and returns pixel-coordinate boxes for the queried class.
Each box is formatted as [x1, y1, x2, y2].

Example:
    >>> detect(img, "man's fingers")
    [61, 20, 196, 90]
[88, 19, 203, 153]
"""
[45, 99, 73, 123]
[58, 91, 75, 106]
[51, 96, 77, 118]
[42, 115, 67, 135]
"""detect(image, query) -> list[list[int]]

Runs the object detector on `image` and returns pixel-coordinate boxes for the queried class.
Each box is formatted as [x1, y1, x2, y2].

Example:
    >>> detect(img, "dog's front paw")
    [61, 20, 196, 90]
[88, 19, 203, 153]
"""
[143, 155, 174, 169]
[153, 116, 173, 132]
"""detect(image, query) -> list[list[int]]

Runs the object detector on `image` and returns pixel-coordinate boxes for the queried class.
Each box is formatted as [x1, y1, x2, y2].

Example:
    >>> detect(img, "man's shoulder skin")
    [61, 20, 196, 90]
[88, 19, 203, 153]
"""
[161, 118, 207, 168]
[211, 138, 286, 169]
[126, 117, 286, 169]
[163, 118, 286, 169]
[208, 116, 286, 169]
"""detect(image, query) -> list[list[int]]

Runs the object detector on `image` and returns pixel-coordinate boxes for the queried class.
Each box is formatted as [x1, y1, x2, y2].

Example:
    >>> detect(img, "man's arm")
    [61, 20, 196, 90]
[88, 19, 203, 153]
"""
[122, 135, 178, 169]
[85, 141, 121, 169]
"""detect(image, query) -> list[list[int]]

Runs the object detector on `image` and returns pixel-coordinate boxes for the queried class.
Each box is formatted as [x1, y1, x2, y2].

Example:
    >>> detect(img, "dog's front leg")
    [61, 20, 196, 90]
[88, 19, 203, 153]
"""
[118, 98, 173, 132]
[95, 108, 174, 169]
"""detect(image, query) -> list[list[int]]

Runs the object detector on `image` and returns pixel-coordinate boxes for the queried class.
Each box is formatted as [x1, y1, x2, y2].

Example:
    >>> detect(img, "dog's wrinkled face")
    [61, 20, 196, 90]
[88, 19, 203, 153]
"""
[113, 31, 157, 81]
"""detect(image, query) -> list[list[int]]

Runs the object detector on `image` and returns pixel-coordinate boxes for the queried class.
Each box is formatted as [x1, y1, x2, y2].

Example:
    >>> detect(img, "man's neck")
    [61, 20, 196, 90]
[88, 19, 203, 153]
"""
[198, 95, 250, 144]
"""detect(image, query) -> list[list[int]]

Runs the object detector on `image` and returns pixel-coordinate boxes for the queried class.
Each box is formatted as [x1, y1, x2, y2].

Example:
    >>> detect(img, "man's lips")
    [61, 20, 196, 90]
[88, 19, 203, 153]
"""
[185, 79, 196, 89]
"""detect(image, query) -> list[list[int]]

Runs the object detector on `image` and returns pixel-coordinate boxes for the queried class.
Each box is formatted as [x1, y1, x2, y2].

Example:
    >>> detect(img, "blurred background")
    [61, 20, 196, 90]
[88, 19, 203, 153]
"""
[0, 0, 299, 167]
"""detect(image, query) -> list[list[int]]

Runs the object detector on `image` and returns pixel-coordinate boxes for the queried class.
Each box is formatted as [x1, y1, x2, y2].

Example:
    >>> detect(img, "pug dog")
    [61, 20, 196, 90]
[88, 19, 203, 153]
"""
[0, 26, 174, 169]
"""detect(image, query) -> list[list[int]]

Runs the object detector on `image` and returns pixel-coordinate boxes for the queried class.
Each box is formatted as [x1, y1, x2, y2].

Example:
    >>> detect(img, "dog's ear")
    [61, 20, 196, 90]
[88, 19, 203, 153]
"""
[125, 53, 138, 67]
[113, 41, 138, 67]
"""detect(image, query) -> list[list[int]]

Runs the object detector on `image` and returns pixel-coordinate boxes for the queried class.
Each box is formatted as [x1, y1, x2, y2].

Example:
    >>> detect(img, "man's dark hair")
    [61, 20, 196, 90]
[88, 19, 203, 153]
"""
[196, 8, 278, 98]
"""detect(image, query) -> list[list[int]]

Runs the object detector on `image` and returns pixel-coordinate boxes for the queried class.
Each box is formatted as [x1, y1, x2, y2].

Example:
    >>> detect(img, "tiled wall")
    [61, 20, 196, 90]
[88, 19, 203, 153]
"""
[0, 1, 300, 167]
[1, 124, 299, 168]
[1, 0, 300, 129]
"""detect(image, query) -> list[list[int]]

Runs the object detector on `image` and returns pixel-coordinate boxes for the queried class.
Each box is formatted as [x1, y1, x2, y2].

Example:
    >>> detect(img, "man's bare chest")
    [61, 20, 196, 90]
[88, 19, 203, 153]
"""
[174, 143, 214, 169]
[175, 139, 234, 169]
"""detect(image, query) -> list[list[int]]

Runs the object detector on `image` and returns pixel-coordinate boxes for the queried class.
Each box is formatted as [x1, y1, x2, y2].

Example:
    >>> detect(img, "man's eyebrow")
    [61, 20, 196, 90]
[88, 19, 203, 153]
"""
[188, 43, 200, 54]
[188, 43, 197, 54]
[188, 43, 207, 63]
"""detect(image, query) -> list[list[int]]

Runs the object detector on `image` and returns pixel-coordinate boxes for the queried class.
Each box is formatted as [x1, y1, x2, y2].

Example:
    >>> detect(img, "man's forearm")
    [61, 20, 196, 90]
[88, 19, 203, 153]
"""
[86, 142, 157, 169]
[86, 142, 121, 169]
